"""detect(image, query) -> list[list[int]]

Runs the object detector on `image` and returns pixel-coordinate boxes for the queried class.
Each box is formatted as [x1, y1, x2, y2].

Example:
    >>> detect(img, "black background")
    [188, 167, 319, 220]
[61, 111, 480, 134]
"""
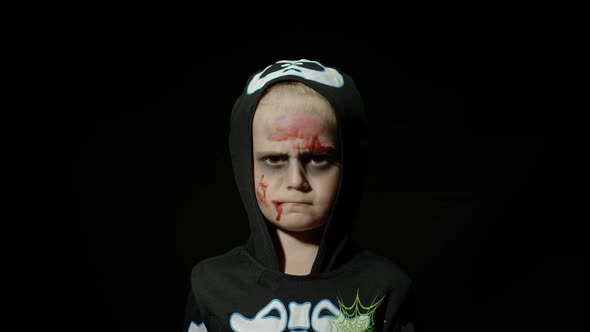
[33, 3, 586, 332]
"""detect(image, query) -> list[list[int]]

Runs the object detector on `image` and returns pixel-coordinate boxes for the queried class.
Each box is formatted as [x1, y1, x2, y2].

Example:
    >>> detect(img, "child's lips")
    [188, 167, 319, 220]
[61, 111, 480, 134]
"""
[271, 200, 311, 206]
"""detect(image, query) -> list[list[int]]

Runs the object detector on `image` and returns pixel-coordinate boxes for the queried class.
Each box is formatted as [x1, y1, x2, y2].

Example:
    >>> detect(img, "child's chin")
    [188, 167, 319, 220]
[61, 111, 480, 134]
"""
[272, 216, 325, 231]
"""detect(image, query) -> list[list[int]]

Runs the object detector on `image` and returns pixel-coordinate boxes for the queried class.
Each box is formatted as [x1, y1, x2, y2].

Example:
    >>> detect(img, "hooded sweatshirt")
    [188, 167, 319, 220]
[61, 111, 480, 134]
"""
[183, 59, 418, 332]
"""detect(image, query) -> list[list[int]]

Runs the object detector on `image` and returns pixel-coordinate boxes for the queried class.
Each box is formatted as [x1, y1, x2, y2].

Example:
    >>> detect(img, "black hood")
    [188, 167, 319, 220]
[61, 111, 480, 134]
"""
[229, 59, 369, 274]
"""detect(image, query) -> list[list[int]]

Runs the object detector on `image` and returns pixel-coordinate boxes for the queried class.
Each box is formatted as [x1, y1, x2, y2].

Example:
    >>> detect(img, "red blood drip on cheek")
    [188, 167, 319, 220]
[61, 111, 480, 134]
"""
[256, 174, 268, 206]
[271, 200, 283, 221]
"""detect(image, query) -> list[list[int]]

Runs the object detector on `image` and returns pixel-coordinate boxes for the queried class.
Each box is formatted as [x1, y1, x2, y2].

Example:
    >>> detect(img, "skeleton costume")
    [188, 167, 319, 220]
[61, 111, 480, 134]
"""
[183, 59, 418, 332]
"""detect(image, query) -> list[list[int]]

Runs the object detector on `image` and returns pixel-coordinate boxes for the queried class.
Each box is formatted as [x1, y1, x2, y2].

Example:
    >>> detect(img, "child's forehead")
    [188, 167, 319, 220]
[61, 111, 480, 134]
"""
[253, 105, 337, 136]
[258, 86, 328, 107]
[255, 92, 335, 125]
[262, 112, 324, 130]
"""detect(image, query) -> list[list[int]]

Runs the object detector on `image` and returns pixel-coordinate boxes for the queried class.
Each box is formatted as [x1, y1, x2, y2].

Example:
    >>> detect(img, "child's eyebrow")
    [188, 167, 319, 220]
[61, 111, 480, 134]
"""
[254, 152, 289, 159]
[299, 150, 337, 158]
[254, 150, 337, 159]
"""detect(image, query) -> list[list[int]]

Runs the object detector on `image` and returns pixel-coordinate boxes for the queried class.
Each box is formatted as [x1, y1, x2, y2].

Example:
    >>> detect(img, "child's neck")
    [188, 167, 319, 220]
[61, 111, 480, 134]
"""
[273, 226, 324, 276]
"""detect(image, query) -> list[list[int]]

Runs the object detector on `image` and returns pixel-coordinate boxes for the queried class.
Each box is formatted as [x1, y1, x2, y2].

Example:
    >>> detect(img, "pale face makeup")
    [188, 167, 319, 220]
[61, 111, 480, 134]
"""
[252, 86, 340, 232]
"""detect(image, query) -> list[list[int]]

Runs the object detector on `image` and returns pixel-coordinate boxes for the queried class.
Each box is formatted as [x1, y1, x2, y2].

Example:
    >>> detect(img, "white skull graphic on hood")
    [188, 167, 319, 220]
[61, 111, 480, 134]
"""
[246, 59, 344, 95]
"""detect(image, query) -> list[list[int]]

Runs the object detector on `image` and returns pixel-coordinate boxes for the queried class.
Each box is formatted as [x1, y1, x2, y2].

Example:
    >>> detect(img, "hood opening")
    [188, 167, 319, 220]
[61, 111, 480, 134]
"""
[229, 59, 368, 275]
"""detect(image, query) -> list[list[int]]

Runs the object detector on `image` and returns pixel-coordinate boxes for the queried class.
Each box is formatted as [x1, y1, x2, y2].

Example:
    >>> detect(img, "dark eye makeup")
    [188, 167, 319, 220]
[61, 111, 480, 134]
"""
[257, 151, 338, 169]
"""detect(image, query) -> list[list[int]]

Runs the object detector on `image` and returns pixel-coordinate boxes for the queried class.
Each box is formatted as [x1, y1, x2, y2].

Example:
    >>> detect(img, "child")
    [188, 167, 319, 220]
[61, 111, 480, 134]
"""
[183, 59, 418, 331]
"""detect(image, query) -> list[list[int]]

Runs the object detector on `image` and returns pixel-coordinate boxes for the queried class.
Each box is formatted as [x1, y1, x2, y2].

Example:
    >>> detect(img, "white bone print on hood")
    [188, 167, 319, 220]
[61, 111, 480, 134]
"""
[246, 59, 344, 94]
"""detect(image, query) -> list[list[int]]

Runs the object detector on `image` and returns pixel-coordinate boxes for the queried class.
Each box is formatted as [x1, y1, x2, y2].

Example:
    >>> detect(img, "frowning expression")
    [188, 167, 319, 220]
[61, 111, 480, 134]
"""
[252, 84, 341, 231]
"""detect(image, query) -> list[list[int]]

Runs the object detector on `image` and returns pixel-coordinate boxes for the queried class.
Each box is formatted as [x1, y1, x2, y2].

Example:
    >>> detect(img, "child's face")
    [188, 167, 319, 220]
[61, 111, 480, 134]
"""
[252, 88, 340, 231]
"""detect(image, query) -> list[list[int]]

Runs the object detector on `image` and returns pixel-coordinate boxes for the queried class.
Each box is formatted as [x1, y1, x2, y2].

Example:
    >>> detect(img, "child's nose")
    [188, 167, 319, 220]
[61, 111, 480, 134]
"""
[287, 161, 310, 192]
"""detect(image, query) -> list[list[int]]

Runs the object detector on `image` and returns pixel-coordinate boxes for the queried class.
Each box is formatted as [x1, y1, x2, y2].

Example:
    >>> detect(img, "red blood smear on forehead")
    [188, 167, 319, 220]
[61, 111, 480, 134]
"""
[268, 114, 334, 153]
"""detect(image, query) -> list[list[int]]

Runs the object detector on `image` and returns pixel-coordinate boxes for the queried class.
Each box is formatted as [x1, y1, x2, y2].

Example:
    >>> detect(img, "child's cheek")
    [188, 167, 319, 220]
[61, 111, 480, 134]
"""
[256, 174, 269, 207]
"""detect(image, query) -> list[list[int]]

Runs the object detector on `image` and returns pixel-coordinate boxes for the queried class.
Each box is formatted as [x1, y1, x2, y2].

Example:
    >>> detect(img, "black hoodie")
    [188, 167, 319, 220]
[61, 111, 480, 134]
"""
[183, 59, 418, 332]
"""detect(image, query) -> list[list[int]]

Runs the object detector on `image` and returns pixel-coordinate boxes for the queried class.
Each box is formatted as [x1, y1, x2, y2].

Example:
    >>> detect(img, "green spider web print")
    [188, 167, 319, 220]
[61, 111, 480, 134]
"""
[325, 289, 384, 332]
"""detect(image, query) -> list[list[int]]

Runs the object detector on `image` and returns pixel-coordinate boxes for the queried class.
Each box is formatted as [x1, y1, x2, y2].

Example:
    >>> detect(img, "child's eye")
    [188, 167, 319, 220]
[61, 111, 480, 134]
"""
[262, 156, 287, 167]
[306, 153, 334, 168]
[309, 156, 329, 166]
